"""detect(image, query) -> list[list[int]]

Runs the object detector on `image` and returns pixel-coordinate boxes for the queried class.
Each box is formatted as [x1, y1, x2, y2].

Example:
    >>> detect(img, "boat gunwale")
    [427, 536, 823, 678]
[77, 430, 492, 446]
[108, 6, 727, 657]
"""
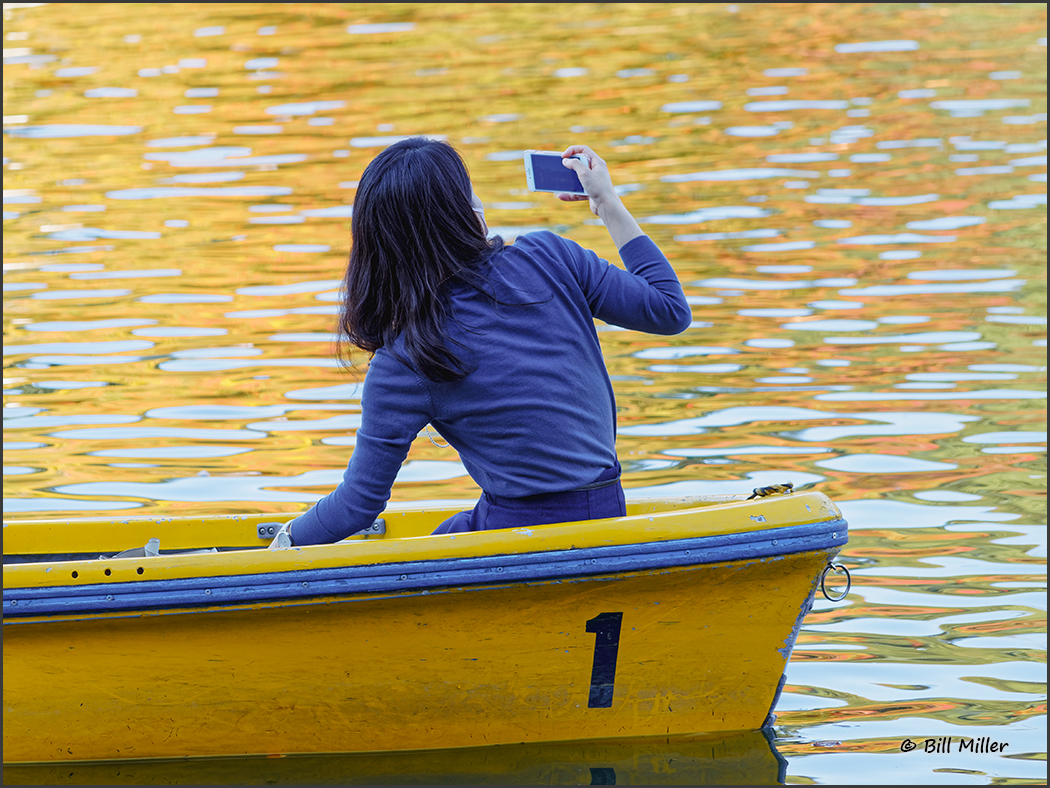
[3, 517, 847, 619]
[3, 492, 843, 585]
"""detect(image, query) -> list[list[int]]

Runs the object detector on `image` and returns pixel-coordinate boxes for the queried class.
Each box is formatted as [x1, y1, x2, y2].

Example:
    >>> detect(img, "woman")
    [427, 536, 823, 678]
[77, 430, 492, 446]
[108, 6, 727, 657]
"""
[277, 138, 690, 547]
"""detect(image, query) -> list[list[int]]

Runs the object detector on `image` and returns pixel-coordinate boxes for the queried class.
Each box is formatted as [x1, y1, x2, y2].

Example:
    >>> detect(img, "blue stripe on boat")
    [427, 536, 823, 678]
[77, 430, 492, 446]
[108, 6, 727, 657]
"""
[3, 519, 846, 619]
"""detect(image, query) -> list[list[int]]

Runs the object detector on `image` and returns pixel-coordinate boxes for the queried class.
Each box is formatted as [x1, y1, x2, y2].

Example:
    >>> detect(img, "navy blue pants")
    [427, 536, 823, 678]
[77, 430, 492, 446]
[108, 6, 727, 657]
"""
[433, 463, 626, 534]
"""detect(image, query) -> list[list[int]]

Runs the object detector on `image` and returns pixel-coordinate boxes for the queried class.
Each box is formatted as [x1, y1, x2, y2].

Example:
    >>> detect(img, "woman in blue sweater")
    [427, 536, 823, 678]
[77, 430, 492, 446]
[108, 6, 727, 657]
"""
[279, 139, 690, 547]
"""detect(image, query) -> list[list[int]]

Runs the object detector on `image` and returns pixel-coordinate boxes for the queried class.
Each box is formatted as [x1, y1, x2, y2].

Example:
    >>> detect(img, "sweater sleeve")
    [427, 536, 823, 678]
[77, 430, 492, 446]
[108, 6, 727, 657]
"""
[289, 351, 432, 545]
[564, 234, 691, 334]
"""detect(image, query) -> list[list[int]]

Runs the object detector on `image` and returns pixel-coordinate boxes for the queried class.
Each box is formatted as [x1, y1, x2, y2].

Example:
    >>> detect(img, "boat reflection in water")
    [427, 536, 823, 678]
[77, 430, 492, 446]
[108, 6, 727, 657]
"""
[1, 729, 786, 785]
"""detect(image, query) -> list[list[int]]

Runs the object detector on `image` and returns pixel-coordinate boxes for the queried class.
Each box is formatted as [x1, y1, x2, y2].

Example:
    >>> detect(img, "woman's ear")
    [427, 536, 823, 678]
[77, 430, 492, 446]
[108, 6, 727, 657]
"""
[471, 192, 488, 236]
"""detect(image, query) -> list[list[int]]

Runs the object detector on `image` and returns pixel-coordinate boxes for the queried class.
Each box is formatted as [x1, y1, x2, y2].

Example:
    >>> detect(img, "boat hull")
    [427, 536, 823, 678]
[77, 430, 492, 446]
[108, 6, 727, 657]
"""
[3, 493, 846, 763]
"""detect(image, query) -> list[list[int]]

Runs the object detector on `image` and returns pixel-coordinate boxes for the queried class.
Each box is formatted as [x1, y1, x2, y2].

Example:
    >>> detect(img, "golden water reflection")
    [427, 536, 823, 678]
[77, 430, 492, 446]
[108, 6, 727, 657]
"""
[3, 2, 1046, 784]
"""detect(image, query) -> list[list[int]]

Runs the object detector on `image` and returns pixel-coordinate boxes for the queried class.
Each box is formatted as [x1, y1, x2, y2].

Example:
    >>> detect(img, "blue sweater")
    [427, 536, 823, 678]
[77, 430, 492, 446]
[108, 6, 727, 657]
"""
[290, 231, 690, 545]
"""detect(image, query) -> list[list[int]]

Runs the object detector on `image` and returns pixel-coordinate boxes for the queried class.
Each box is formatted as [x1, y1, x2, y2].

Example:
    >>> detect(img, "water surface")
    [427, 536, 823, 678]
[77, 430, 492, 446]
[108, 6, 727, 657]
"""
[3, 3, 1046, 784]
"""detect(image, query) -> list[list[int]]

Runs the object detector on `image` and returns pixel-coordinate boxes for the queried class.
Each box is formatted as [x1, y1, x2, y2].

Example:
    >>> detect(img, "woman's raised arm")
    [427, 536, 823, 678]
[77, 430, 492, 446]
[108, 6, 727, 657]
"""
[558, 144, 645, 251]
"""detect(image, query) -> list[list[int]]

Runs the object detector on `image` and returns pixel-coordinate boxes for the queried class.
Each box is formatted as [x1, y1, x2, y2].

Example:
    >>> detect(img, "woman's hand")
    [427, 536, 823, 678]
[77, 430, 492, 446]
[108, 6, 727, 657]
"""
[557, 145, 620, 217]
[267, 521, 294, 550]
[557, 145, 645, 249]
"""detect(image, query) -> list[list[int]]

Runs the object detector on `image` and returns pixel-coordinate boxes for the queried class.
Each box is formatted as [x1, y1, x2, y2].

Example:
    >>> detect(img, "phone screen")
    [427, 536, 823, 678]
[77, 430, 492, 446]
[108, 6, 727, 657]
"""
[529, 153, 585, 194]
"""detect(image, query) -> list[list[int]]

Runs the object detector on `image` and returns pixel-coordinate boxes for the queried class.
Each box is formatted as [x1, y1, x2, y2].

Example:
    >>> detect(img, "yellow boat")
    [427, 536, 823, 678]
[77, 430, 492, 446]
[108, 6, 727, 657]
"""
[3, 489, 848, 765]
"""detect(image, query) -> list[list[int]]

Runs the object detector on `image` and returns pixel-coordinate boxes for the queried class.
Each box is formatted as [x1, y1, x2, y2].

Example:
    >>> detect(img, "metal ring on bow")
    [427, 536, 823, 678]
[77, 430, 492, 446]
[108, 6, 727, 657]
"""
[820, 562, 851, 602]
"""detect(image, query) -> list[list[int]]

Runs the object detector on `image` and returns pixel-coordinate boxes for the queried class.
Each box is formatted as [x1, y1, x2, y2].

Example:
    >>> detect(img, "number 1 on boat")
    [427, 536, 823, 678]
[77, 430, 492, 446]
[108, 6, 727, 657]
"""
[585, 612, 623, 708]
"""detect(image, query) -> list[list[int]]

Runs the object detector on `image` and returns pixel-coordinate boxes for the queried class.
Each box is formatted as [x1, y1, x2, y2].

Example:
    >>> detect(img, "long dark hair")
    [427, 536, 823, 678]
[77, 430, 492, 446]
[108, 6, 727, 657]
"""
[339, 137, 504, 382]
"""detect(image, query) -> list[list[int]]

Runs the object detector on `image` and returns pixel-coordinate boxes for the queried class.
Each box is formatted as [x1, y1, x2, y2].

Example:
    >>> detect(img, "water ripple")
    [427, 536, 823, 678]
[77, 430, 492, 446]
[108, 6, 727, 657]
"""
[815, 454, 957, 473]
[835, 40, 920, 53]
[47, 228, 162, 241]
[660, 101, 723, 113]
[694, 277, 855, 291]
[963, 431, 1046, 444]
[244, 414, 361, 433]
[930, 99, 1030, 112]
[147, 136, 216, 147]
[71, 268, 180, 279]
[909, 269, 1015, 280]
[107, 186, 293, 199]
[661, 169, 818, 183]
[237, 280, 341, 297]
[5, 414, 139, 430]
[266, 100, 344, 116]
[3, 498, 143, 512]
[782, 320, 878, 332]
[47, 426, 267, 441]
[4, 340, 153, 356]
[347, 23, 415, 34]
[744, 100, 850, 111]
[158, 358, 341, 372]
[837, 233, 957, 245]
[817, 389, 1045, 401]
[161, 172, 244, 184]
[31, 289, 131, 300]
[53, 461, 466, 504]
[138, 294, 232, 303]
[639, 205, 772, 224]
[5, 124, 140, 138]
[285, 383, 363, 401]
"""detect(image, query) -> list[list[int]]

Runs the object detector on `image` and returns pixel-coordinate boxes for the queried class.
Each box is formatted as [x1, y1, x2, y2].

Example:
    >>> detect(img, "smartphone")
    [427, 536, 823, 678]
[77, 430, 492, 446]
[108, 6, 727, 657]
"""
[524, 150, 588, 195]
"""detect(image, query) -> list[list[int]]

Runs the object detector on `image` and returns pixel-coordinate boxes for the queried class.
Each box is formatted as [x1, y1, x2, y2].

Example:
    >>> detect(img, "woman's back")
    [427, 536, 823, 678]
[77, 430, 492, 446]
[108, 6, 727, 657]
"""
[383, 230, 622, 497]
[282, 141, 689, 547]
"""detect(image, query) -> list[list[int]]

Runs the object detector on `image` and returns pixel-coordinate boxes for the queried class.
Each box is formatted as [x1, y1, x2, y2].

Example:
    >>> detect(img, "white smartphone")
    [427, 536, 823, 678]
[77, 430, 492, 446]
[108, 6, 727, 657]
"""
[524, 150, 588, 195]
